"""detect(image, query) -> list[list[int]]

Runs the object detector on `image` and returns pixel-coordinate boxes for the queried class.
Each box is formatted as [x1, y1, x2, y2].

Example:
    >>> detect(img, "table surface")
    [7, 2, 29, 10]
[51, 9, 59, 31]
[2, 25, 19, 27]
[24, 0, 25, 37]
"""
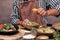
[0, 25, 54, 40]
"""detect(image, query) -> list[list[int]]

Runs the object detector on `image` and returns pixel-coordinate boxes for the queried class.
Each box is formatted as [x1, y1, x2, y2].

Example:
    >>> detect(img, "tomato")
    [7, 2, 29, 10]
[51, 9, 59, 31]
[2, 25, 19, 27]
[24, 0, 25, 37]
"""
[0, 24, 4, 29]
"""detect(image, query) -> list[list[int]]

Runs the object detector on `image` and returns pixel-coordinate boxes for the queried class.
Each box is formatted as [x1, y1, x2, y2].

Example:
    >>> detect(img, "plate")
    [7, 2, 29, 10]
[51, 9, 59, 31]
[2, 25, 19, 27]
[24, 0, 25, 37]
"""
[0, 30, 19, 35]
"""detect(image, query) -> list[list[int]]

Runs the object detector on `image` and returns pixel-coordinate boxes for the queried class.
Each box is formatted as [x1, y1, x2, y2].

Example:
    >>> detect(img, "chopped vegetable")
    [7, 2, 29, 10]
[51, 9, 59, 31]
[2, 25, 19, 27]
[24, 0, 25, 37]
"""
[0, 24, 3, 29]
[0, 23, 16, 32]
[4, 23, 10, 29]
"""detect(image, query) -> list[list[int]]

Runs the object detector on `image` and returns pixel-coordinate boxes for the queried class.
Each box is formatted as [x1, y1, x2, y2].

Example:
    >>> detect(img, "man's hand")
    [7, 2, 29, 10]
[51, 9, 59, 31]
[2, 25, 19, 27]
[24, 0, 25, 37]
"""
[37, 8, 47, 16]
[32, 8, 59, 16]
[47, 9, 59, 16]
[16, 19, 29, 25]
[16, 21, 23, 25]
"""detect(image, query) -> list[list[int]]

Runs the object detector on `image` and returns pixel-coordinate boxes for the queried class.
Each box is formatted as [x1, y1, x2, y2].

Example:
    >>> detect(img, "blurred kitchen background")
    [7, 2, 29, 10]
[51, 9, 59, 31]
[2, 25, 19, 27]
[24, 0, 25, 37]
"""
[0, 0, 60, 24]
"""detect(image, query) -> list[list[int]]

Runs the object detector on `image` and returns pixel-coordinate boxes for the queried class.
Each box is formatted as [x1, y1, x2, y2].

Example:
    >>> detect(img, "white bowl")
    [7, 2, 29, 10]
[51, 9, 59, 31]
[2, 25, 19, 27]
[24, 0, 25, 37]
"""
[23, 34, 36, 40]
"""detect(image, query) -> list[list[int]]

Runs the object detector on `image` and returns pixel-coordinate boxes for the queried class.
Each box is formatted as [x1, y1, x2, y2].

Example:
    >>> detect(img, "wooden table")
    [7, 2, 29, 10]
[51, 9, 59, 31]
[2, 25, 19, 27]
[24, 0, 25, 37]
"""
[0, 29, 25, 40]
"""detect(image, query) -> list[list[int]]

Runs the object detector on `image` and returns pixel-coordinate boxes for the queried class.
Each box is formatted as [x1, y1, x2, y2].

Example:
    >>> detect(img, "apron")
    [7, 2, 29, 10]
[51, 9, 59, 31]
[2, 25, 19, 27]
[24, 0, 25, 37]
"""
[18, 0, 45, 25]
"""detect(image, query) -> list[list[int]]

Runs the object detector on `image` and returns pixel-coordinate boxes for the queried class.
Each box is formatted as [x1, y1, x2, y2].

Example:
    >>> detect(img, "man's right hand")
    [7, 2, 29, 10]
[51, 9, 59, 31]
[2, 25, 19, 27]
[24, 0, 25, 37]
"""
[16, 19, 29, 25]
[16, 21, 23, 25]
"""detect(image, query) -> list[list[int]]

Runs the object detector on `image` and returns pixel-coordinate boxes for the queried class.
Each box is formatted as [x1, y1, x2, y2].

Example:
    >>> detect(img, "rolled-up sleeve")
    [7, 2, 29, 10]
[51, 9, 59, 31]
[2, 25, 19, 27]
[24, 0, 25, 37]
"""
[55, 4, 60, 12]
[10, 0, 20, 24]
[49, 0, 60, 12]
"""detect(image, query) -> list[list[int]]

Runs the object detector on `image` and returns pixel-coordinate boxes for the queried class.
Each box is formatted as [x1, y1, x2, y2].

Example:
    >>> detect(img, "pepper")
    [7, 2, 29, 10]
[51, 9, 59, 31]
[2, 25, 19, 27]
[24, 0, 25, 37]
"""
[0, 24, 3, 29]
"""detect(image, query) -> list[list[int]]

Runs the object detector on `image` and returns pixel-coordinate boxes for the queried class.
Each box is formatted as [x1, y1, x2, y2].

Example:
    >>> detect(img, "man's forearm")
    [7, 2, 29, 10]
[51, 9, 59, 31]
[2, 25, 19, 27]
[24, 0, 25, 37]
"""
[47, 9, 60, 16]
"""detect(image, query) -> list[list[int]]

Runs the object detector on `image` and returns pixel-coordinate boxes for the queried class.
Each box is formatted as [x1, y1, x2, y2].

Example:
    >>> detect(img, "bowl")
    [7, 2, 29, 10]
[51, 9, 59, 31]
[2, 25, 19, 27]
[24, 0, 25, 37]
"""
[0, 23, 19, 35]
[36, 35, 49, 40]
[24, 22, 39, 29]
[52, 23, 60, 30]
[36, 27, 55, 36]
[22, 34, 36, 40]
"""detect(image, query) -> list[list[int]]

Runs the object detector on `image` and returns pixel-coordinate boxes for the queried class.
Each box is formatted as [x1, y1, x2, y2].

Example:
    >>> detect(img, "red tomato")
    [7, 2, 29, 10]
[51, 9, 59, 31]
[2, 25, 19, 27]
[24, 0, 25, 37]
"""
[0, 24, 4, 29]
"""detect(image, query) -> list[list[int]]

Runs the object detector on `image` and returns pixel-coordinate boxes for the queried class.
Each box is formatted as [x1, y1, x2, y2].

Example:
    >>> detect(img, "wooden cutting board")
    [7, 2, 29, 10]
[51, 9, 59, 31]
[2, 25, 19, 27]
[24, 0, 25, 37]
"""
[0, 29, 25, 40]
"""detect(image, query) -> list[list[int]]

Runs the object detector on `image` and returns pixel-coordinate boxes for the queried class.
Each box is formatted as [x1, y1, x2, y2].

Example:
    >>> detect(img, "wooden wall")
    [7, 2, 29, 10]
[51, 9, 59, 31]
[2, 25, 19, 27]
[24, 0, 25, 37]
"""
[0, 0, 13, 23]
